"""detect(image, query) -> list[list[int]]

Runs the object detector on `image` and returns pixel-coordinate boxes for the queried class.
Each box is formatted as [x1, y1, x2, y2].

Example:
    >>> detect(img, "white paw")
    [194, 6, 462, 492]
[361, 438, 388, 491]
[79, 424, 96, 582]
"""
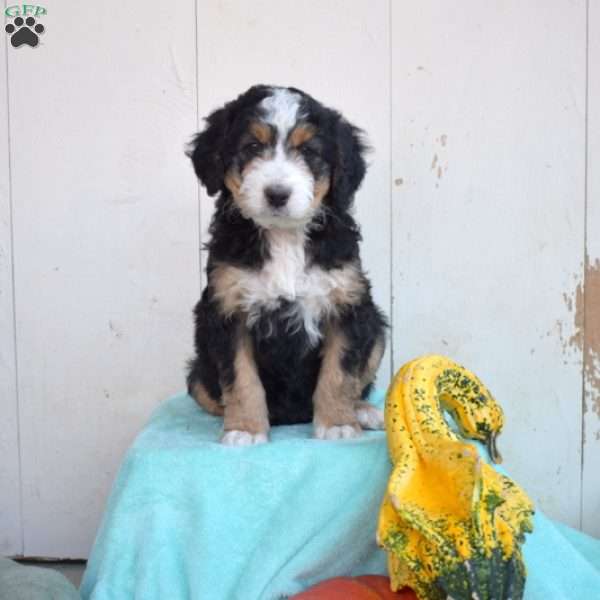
[220, 430, 269, 446]
[355, 405, 384, 430]
[313, 424, 362, 440]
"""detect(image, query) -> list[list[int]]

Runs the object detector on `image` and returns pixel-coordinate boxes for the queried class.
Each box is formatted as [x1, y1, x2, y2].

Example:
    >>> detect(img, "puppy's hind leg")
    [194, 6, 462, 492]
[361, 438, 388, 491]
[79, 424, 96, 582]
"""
[187, 291, 226, 417]
[187, 359, 224, 417]
[354, 334, 386, 430]
[354, 400, 384, 430]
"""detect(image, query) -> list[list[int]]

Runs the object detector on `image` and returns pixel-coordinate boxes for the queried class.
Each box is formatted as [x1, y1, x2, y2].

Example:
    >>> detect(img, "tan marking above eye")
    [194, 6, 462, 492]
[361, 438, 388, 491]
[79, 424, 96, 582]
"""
[289, 124, 317, 148]
[249, 121, 272, 145]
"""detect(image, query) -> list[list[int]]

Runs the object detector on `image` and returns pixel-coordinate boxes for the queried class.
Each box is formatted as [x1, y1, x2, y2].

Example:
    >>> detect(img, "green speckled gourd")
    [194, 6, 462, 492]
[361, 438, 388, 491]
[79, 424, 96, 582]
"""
[377, 355, 534, 600]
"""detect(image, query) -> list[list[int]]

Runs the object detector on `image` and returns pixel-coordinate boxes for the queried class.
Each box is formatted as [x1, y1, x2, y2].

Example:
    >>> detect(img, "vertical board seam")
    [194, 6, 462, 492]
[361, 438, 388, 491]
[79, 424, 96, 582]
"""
[388, 0, 394, 376]
[194, 0, 202, 295]
[4, 24, 24, 556]
[580, 0, 590, 530]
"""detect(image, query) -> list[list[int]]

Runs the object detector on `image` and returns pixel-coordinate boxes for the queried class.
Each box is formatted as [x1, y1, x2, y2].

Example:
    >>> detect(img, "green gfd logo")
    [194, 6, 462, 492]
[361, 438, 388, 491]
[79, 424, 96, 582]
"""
[4, 5, 47, 17]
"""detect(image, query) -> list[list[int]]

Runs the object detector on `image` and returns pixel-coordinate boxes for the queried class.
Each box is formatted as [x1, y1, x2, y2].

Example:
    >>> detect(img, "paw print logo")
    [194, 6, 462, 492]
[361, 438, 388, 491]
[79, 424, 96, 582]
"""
[5, 16, 45, 48]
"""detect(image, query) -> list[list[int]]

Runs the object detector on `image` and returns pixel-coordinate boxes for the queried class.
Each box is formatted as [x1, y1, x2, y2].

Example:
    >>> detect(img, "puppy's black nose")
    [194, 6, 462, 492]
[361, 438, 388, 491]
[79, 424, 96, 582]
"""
[265, 185, 291, 208]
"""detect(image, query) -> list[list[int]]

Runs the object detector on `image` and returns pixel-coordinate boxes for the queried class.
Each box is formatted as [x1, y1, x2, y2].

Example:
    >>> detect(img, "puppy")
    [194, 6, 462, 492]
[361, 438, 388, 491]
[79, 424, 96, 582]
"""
[186, 85, 387, 445]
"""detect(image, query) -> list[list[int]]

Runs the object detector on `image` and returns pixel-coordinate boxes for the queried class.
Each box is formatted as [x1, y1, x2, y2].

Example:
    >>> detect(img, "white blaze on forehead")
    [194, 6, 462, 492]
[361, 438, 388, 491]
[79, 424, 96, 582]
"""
[235, 87, 315, 228]
[260, 88, 302, 140]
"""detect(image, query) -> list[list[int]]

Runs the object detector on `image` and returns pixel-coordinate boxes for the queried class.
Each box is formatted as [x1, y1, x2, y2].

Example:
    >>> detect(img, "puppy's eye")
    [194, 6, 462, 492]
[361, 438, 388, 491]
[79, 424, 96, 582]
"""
[243, 141, 263, 152]
[301, 144, 320, 158]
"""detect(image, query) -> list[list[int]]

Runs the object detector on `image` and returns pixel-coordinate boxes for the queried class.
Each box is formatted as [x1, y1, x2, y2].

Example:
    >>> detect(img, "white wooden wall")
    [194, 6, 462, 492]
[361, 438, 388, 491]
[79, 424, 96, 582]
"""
[583, 0, 600, 536]
[0, 0, 598, 558]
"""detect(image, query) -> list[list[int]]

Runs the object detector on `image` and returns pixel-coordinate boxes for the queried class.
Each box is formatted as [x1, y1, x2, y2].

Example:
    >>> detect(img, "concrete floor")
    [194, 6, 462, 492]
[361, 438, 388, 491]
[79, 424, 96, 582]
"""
[17, 560, 86, 588]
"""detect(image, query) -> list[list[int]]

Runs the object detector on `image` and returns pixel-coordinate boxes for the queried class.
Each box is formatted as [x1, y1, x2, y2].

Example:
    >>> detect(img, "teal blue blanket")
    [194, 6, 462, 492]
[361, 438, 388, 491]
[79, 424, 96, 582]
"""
[81, 391, 600, 600]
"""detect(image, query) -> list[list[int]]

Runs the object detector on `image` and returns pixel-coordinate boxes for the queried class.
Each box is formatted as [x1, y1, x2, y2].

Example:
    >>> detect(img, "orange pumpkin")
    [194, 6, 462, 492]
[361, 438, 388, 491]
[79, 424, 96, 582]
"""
[291, 575, 417, 599]
[356, 576, 417, 599]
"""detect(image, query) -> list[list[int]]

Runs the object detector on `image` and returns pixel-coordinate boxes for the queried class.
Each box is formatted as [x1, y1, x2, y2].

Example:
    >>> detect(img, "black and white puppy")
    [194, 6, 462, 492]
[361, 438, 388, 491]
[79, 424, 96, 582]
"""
[186, 85, 387, 446]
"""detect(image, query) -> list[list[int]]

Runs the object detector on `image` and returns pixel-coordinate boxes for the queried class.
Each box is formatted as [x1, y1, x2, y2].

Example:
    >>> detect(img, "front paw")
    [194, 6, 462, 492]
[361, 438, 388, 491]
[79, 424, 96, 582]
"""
[220, 430, 269, 446]
[313, 423, 362, 440]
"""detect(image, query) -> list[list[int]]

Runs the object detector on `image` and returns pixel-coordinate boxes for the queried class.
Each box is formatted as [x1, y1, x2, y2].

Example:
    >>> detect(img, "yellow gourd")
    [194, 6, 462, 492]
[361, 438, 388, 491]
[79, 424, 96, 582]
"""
[377, 355, 534, 600]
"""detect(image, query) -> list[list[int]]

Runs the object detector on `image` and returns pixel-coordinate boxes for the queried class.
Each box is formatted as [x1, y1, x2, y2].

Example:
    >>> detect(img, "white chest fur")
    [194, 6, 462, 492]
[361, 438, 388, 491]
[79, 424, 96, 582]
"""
[211, 229, 363, 346]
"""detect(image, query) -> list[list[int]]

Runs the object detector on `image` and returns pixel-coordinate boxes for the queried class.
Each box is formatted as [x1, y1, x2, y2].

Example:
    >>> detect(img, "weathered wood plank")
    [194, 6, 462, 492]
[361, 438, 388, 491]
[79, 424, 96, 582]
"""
[391, 1, 586, 527]
[8, 2, 197, 557]
[582, 0, 600, 538]
[0, 26, 22, 556]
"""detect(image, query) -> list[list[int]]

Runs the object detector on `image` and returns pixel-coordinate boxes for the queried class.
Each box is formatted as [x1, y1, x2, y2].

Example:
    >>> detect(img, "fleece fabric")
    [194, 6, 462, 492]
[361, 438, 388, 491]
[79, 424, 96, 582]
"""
[80, 390, 600, 600]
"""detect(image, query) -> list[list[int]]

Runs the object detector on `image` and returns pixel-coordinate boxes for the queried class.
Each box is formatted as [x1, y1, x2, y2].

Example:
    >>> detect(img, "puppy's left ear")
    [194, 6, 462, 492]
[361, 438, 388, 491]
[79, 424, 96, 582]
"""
[331, 119, 368, 209]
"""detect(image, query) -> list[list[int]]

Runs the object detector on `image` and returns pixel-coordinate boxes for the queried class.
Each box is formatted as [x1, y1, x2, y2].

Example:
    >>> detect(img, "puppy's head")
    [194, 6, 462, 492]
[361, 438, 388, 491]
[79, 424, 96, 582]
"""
[188, 85, 367, 229]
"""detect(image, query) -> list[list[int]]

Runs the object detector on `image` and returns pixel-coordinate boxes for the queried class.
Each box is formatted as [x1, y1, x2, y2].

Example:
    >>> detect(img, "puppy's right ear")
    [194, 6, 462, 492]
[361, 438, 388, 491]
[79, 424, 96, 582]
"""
[187, 106, 229, 196]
